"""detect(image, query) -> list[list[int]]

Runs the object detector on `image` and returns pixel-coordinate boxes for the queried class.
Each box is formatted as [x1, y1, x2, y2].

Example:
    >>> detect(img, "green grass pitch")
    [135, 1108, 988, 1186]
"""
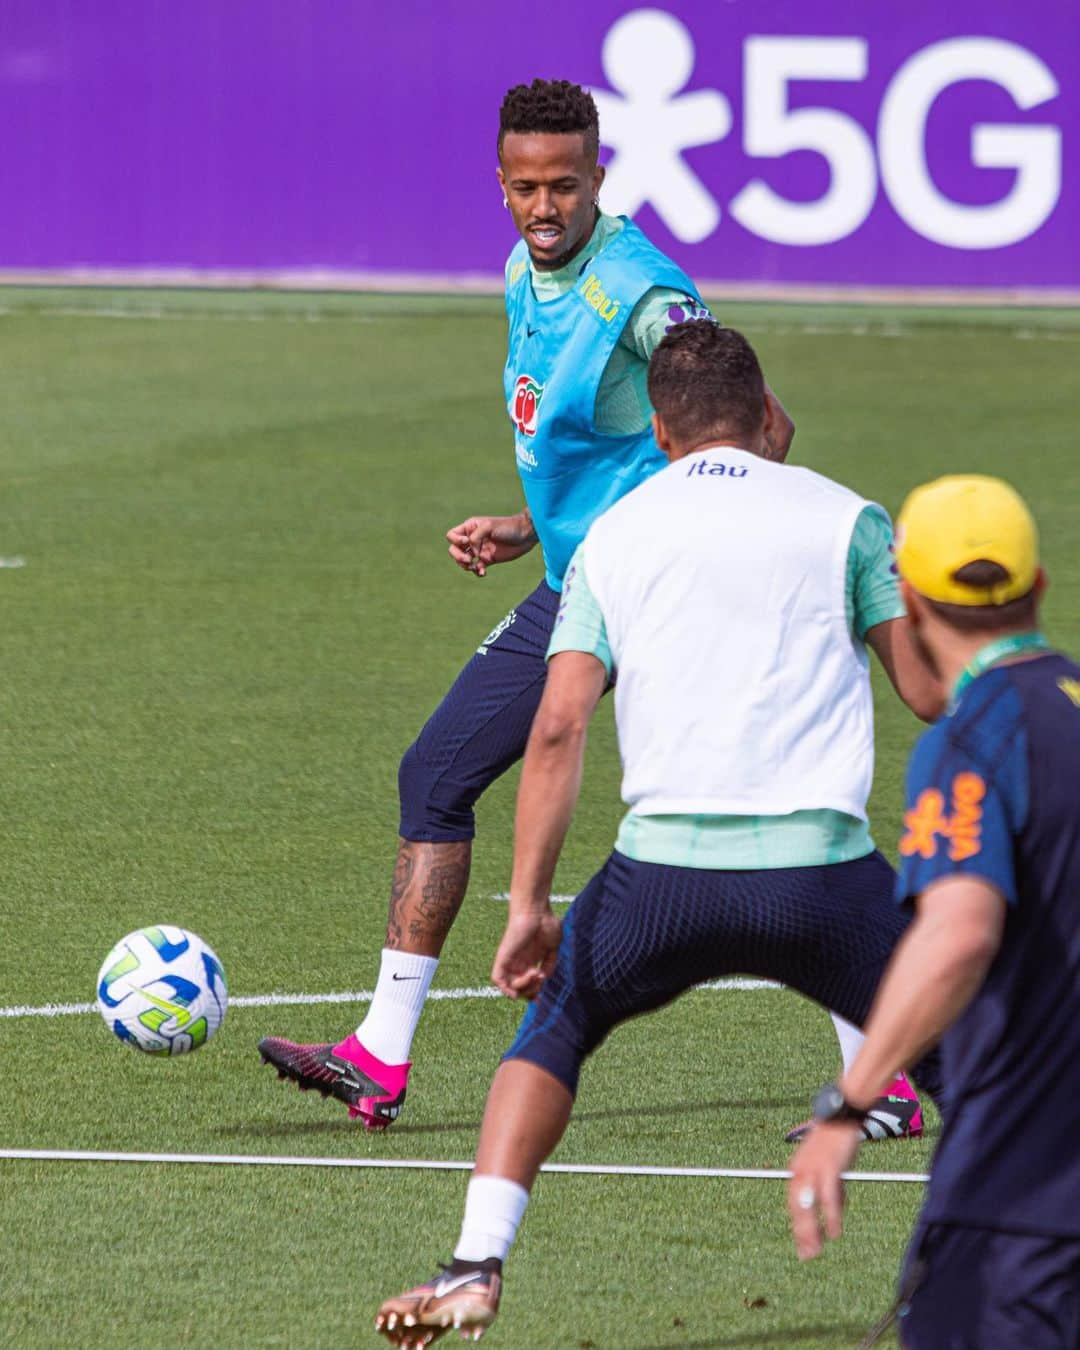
[0, 289, 1076, 1348]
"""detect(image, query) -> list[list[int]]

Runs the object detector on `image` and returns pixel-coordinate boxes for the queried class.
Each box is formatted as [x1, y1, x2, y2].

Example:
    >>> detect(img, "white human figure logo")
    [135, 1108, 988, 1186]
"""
[591, 9, 731, 243]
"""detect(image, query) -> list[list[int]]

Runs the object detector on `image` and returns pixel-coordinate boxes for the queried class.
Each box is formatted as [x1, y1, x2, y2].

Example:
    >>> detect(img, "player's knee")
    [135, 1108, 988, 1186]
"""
[397, 741, 477, 842]
[502, 1045, 582, 1099]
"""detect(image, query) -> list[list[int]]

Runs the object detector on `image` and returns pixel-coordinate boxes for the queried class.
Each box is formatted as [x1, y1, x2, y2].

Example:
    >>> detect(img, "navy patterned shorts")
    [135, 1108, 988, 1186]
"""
[506, 848, 945, 1107]
[398, 580, 559, 841]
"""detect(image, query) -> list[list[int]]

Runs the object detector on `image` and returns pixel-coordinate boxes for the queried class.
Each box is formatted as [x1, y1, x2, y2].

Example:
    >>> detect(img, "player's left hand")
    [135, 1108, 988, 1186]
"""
[786, 1122, 862, 1260]
[491, 908, 562, 1001]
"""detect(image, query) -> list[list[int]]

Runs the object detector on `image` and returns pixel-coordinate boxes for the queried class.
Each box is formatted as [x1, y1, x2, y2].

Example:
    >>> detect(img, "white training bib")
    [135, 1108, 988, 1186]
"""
[583, 448, 875, 820]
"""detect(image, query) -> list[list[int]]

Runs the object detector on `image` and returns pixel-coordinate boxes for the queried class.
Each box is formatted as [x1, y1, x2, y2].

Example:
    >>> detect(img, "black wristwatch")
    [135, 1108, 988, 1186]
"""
[812, 1082, 870, 1125]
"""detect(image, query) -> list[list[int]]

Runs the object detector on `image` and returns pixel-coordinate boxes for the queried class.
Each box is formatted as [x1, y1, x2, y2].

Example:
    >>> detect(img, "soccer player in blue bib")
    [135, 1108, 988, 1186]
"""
[789, 476, 1080, 1348]
[258, 79, 813, 1127]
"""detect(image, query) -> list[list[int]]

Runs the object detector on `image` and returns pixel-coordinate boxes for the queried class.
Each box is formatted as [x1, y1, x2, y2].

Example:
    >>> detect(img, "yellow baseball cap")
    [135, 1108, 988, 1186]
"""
[895, 474, 1039, 606]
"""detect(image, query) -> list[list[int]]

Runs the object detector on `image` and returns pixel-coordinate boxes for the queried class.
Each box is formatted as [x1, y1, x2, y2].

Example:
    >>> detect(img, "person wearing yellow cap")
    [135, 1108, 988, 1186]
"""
[788, 474, 1080, 1348]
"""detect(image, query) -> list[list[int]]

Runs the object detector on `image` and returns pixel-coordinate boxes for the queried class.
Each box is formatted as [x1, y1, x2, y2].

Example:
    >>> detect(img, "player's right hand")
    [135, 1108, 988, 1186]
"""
[491, 909, 562, 1000]
[786, 1121, 859, 1260]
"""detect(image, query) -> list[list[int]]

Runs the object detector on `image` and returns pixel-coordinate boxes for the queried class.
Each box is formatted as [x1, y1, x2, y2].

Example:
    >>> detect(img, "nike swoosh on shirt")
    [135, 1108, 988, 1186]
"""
[526, 326, 539, 338]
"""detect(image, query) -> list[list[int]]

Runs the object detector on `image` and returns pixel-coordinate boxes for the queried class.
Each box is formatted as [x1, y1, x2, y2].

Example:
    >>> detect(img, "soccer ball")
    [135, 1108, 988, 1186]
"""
[96, 925, 228, 1056]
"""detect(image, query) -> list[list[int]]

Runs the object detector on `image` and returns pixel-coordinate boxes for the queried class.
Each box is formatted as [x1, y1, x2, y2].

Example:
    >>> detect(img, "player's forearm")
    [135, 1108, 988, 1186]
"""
[508, 720, 587, 913]
[890, 621, 946, 722]
[866, 619, 946, 723]
[841, 910, 999, 1109]
[496, 507, 538, 561]
[516, 507, 537, 546]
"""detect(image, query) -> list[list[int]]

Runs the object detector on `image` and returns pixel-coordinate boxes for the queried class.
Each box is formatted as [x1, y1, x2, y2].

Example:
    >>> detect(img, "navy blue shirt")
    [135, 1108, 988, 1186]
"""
[897, 653, 1080, 1236]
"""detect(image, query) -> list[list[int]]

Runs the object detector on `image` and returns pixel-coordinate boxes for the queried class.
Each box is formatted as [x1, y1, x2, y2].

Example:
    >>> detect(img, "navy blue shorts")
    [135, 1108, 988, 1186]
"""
[898, 1221, 1080, 1348]
[505, 849, 945, 1106]
[398, 581, 559, 842]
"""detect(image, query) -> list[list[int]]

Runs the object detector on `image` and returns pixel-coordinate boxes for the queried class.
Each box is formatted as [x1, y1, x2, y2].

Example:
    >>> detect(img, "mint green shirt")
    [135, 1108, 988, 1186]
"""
[529, 214, 712, 435]
[549, 504, 904, 869]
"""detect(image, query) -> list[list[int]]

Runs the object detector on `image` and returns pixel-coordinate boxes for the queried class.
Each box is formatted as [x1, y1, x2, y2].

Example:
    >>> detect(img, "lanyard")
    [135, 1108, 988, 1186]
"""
[950, 632, 1051, 707]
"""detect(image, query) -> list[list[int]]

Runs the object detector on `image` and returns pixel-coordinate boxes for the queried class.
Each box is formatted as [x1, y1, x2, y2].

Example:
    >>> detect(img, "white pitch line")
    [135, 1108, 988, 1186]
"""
[0, 988, 499, 1020]
[0, 977, 781, 1021]
[0, 1149, 928, 1183]
[491, 892, 576, 903]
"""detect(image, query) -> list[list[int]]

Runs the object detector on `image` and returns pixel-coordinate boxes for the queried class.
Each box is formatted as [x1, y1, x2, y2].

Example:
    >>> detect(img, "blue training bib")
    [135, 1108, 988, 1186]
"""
[503, 217, 700, 589]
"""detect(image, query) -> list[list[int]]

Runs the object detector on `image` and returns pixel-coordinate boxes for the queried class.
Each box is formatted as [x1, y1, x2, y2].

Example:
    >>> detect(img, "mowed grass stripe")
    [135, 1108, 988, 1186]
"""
[5, 302, 1080, 344]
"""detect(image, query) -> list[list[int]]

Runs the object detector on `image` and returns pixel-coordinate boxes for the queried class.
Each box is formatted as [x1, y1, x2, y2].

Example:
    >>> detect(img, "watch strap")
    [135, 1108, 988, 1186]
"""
[812, 1081, 870, 1125]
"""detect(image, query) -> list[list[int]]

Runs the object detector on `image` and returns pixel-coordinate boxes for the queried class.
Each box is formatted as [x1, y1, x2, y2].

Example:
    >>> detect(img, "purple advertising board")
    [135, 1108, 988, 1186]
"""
[0, 1, 1075, 290]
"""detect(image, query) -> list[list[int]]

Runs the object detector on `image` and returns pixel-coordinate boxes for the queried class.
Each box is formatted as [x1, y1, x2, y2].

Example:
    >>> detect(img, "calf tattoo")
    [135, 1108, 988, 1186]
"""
[385, 844, 416, 949]
[386, 839, 471, 955]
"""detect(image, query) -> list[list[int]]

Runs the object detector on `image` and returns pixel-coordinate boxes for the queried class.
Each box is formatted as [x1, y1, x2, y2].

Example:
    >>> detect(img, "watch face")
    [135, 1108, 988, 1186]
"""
[812, 1083, 846, 1121]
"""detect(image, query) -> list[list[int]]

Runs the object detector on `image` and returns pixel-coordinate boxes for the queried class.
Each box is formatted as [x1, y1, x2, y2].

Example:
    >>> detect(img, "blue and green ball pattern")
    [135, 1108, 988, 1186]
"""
[96, 925, 228, 1055]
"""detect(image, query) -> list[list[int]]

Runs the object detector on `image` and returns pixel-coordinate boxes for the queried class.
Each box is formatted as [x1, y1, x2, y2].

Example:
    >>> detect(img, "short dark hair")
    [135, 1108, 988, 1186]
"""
[498, 79, 599, 162]
[647, 321, 765, 447]
[923, 559, 1039, 633]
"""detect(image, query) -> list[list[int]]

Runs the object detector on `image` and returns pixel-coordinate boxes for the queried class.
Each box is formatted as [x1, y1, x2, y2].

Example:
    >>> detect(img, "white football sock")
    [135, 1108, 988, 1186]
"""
[453, 1175, 530, 1264]
[353, 949, 438, 1065]
[830, 1012, 867, 1077]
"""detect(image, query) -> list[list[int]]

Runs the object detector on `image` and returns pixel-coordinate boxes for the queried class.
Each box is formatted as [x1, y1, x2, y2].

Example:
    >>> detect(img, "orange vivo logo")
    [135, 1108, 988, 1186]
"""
[900, 772, 986, 862]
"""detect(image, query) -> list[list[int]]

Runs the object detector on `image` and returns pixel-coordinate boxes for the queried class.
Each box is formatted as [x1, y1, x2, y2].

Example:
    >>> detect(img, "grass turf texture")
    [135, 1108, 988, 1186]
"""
[1, 290, 1076, 1347]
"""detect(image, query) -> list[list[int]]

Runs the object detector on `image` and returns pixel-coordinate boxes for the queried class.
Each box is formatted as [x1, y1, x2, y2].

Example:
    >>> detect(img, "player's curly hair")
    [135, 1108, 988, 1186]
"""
[498, 79, 599, 161]
[648, 321, 765, 448]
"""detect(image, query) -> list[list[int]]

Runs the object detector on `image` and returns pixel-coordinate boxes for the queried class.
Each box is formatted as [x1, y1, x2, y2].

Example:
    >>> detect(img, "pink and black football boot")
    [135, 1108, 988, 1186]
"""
[258, 1031, 410, 1130]
[785, 1071, 924, 1144]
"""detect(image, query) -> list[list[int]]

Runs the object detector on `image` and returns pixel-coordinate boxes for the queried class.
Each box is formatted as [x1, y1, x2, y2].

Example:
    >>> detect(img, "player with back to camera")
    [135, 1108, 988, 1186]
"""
[789, 475, 1079, 1349]
[258, 79, 921, 1141]
[372, 322, 948, 1346]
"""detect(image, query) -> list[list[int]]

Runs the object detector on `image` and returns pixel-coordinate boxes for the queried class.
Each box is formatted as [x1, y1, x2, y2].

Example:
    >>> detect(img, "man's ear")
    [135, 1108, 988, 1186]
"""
[652, 411, 673, 457]
[760, 388, 788, 462]
[761, 393, 777, 458]
[900, 579, 924, 626]
[1033, 566, 1049, 600]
